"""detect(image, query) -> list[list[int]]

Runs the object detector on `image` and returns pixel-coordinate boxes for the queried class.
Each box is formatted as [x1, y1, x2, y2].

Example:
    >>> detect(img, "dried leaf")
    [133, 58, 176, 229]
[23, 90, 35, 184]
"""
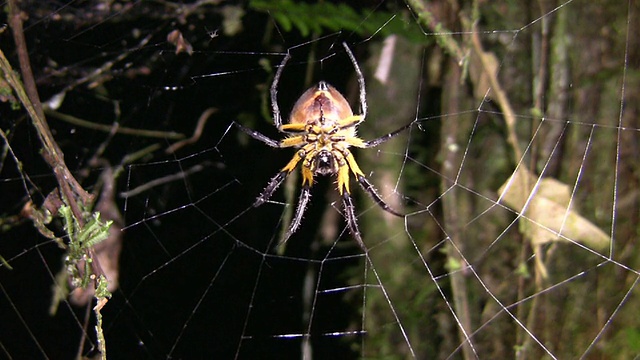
[498, 167, 610, 251]
[468, 48, 498, 101]
[167, 29, 193, 56]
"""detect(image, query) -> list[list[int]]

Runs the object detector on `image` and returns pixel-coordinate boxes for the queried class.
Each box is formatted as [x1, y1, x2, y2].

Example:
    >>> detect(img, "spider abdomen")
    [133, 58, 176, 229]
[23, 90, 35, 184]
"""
[289, 81, 354, 127]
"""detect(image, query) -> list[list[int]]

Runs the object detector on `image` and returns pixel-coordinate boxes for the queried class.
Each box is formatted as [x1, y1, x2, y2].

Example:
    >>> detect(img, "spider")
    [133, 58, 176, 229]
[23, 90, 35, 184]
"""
[236, 42, 412, 248]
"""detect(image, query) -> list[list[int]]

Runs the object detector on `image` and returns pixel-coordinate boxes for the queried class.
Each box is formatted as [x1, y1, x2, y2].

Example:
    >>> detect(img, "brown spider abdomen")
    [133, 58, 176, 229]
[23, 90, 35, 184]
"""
[289, 81, 354, 126]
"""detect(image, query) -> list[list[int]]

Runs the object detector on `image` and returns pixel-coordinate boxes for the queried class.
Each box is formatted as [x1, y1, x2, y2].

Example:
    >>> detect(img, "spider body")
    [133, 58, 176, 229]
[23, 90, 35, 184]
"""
[237, 43, 412, 248]
[283, 81, 364, 189]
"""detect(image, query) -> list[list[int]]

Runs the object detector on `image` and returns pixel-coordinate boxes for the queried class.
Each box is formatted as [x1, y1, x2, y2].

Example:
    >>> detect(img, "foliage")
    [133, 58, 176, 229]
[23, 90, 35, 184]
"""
[60, 206, 112, 289]
[249, 0, 426, 42]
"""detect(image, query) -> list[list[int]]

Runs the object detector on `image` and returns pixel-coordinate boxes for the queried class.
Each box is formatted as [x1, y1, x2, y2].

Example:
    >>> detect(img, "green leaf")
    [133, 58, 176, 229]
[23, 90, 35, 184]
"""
[249, 0, 428, 43]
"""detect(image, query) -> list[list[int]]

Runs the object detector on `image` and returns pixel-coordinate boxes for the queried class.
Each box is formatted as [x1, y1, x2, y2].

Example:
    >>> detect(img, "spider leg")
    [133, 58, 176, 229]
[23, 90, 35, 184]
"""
[342, 191, 366, 250]
[336, 115, 364, 129]
[281, 184, 312, 244]
[235, 122, 305, 148]
[254, 171, 288, 207]
[342, 42, 367, 119]
[340, 149, 404, 217]
[271, 52, 292, 128]
[235, 122, 281, 148]
[357, 175, 404, 217]
[360, 120, 415, 148]
[254, 145, 311, 206]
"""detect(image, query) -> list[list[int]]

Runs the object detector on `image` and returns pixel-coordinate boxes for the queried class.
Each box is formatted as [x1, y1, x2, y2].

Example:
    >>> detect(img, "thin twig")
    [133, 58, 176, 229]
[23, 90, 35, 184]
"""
[405, 0, 468, 66]
[470, 23, 523, 162]
[45, 109, 186, 140]
[8, 4, 45, 122]
[165, 107, 217, 153]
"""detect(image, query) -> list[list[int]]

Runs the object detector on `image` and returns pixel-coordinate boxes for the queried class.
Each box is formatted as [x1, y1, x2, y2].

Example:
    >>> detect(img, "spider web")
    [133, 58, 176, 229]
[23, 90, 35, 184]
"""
[1, 1, 638, 358]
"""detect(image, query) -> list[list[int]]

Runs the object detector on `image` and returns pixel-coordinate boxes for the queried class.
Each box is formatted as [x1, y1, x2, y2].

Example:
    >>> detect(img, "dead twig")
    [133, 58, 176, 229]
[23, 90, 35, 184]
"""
[45, 109, 186, 140]
[166, 107, 218, 153]
[6, 1, 94, 218]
